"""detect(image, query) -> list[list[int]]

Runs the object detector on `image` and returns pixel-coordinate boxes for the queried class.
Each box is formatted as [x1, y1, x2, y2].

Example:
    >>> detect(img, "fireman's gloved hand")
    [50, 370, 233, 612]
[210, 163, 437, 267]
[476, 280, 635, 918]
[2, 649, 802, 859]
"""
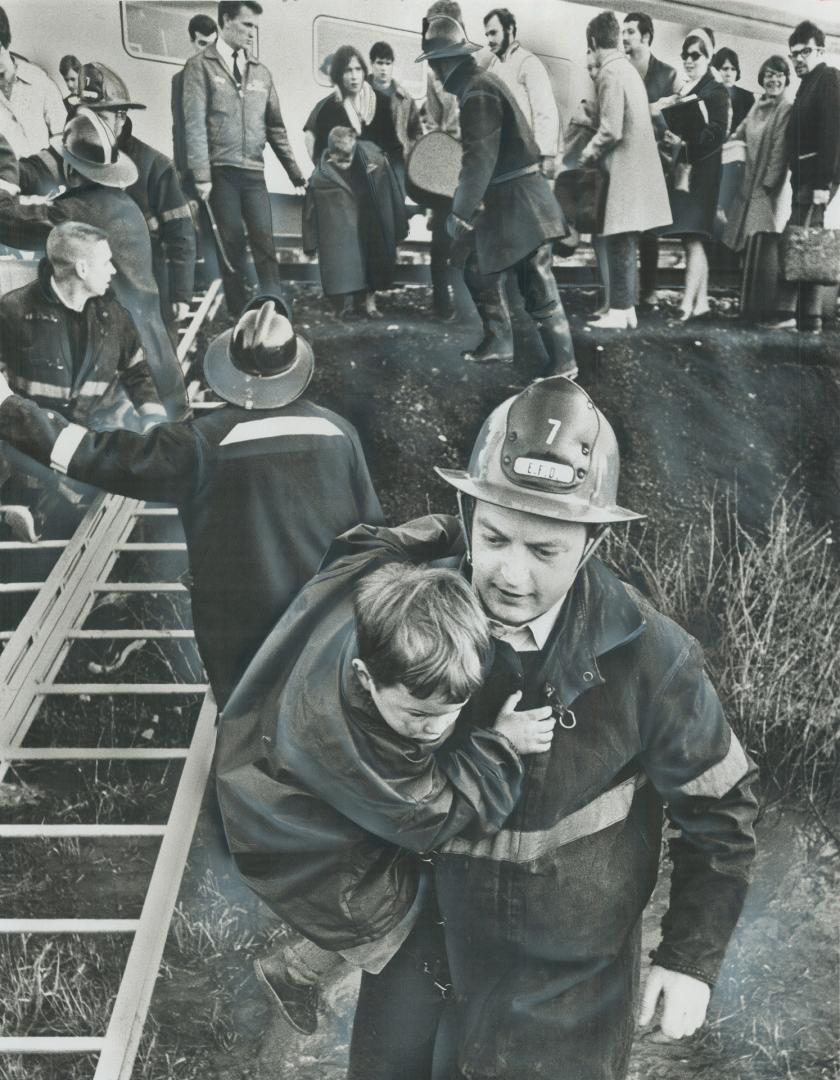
[446, 212, 474, 243]
[493, 691, 555, 755]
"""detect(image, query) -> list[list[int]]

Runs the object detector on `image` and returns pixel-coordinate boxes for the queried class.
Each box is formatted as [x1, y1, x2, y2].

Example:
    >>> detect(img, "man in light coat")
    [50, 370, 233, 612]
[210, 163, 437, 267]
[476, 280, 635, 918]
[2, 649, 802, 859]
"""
[484, 7, 560, 177]
[580, 10, 671, 329]
[622, 11, 679, 307]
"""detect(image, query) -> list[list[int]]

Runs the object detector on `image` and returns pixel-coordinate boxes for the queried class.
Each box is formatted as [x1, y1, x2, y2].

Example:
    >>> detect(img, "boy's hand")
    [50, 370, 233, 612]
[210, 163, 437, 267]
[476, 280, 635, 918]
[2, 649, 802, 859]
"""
[493, 692, 555, 755]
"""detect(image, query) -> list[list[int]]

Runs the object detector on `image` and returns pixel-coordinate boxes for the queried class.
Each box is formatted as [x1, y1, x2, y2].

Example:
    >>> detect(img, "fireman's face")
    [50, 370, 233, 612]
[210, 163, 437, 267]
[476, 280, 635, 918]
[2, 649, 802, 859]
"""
[469, 501, 588, 626]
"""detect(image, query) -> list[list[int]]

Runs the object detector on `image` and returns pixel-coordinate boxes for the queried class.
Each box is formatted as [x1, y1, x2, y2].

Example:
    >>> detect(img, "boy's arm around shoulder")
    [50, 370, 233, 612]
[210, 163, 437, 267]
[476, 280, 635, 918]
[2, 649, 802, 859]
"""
[320, 513, 465, 575]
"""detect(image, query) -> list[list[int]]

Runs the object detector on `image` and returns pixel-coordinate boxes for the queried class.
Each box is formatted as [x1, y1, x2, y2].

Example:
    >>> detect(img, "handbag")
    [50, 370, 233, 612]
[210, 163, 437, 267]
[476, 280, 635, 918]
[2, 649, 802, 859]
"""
[781, 206, 840, 285]
[553, 167, 608, 234]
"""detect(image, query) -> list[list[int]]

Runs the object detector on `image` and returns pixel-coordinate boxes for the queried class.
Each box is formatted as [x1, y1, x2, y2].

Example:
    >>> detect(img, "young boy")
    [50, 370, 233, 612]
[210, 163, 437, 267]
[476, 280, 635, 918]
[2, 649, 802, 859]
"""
[217, 558, 555, 1035]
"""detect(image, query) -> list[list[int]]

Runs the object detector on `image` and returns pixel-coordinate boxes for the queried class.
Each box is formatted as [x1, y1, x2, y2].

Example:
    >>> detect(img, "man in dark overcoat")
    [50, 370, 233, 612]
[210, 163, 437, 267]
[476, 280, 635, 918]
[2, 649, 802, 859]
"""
[771, 19, 840, 334]
[416, 16, 576, 376]
[0, 111, 190, 420]
[79, 62, 196, 331]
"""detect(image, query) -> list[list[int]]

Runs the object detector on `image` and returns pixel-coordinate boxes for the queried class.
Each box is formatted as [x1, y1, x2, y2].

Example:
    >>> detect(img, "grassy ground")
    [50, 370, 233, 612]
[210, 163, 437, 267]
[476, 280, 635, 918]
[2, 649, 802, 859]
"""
[0, 283, 837, 1079]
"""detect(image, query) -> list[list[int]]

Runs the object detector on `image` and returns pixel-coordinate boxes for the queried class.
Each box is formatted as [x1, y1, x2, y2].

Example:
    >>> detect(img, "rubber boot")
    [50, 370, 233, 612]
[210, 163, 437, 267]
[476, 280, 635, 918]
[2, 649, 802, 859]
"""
[462, 281, 514, 364]
[536, 311, 577, 378]
[430, 258, 455, 321]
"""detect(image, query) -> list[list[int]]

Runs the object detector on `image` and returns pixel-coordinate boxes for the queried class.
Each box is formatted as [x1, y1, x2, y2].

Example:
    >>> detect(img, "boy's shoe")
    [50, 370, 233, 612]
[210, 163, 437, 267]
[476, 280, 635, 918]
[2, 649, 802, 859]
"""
[254, 957, 320, 1035]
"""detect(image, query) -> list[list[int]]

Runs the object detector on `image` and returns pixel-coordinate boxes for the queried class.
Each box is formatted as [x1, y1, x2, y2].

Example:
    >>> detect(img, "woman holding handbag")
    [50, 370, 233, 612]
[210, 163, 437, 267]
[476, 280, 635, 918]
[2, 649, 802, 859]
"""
[657, 28, 729, 322]
[578, 11, 671, 329]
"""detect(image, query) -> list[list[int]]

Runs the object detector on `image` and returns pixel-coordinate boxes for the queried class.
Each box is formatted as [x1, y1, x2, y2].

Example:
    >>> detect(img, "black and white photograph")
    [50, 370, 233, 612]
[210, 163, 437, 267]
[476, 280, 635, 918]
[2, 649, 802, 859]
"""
[0, 2, 837, 1078]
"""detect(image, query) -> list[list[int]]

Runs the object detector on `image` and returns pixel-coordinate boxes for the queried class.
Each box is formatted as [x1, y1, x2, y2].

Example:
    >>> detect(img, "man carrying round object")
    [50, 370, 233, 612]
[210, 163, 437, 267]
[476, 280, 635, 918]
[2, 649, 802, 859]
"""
[0, 294, 383, 710]
[338, 376, 757, 1080]
[416, 17, 576, 376]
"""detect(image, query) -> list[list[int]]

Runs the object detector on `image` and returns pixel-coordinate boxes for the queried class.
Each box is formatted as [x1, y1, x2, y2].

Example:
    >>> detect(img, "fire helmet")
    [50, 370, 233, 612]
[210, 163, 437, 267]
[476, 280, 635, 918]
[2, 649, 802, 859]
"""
[435, 377, 643, 524]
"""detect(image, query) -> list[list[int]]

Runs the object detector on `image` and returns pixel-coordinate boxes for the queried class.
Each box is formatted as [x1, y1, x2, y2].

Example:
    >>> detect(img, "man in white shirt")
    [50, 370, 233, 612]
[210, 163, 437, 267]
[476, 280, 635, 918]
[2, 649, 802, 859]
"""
[0, 5, 65, 158]
[484, 6, 559, 176]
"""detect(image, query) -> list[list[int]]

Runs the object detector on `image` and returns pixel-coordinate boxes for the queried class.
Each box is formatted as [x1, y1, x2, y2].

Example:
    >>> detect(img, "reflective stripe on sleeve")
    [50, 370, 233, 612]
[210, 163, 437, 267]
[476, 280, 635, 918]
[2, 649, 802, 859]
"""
[125, 349, 145, 369]
[9, 376, 70, 400]
[440, 774, 647, 863]
[160, 204, 192, 223]
[676, 733, 750, 799]
[50, 424, 88, 475]
[219, 416, 345, 446]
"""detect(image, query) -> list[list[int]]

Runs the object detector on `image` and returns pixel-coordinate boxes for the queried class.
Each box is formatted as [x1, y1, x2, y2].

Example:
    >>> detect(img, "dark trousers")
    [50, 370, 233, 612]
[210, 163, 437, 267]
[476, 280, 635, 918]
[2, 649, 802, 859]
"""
[778, 186, 838, 326]
[209, 165, 281, 317]
[639, 230, 659, 300]
[606, 232, 640, 309]
[464, 242, 564, 322]
[348, 887, 449, 1080]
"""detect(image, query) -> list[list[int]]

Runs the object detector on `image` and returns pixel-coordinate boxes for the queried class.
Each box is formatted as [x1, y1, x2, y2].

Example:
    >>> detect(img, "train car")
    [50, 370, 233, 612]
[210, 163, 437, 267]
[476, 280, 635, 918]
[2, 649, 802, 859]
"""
[5, 0, 840, 233]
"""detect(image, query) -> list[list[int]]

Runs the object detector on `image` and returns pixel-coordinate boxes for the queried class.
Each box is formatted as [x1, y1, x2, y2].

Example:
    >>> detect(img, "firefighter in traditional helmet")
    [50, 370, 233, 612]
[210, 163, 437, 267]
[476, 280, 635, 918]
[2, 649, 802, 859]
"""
[345, 377, 758, 1080]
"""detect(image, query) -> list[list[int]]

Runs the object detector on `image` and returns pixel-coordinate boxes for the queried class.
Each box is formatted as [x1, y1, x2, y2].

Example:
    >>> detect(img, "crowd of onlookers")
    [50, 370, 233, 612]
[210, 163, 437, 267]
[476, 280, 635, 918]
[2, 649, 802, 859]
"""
[0, 0, 835, 490]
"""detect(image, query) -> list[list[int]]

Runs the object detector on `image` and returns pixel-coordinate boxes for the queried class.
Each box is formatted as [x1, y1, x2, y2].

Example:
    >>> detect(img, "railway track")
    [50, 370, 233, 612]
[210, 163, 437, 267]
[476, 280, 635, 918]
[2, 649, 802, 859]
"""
[0, 281, 224, 1079]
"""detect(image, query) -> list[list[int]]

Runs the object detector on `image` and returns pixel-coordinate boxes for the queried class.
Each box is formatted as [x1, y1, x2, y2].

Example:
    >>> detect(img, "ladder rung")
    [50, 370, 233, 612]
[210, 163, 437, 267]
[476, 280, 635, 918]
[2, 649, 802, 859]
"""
[0, 918, 139, 933]
[0, 581, 44, 593]
[115, 543, 187, 552]
[1, 747, 189, 761]
[0, 1036, 106, 1054]
[91, 582, 188, 593]
[0, 540, 68, 550]
[67, 629, 194, 639]
[36, 683, 207, 695]
[133, 507, 178, 516]
[0, 824, 166, 837]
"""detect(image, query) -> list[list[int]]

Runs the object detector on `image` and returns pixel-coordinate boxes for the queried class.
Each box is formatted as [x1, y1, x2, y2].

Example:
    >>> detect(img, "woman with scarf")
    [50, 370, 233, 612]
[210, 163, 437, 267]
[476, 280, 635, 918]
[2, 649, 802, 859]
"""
[656, 28, 729, 321]
[305, 46, 404, 318]
[306, 46, 403, 169]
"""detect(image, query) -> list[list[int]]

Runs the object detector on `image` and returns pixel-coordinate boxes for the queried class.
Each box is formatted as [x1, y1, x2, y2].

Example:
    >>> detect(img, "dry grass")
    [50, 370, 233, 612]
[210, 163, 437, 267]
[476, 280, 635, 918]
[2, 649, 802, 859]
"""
[606, 492, 840, 805]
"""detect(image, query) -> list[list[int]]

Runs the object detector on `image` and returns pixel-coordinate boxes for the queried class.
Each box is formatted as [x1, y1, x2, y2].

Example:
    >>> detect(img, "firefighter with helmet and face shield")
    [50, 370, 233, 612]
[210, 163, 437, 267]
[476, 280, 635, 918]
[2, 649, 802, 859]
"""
[343, 375, 758, 1080]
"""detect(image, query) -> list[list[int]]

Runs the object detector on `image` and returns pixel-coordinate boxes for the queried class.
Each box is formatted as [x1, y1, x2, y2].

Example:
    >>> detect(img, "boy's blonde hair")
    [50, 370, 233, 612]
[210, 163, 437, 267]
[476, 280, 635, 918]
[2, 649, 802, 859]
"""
[354, 563, 491, 703]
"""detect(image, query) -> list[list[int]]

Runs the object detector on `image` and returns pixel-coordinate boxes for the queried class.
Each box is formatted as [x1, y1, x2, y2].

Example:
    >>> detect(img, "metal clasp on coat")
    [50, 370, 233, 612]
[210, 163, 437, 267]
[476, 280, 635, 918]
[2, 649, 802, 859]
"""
[423, 962, 453, 999]
[544, 683, 577, 730]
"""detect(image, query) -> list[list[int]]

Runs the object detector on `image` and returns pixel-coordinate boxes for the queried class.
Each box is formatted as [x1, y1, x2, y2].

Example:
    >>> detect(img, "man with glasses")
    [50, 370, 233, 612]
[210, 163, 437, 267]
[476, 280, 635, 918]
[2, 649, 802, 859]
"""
[769, 20, 840, 334]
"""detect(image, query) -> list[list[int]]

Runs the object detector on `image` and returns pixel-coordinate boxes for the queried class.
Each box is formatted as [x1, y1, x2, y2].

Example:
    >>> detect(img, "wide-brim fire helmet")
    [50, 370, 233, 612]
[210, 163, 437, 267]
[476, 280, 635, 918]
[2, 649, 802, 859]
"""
[415, 14, 482, 62]
[436, 377, 644, 557]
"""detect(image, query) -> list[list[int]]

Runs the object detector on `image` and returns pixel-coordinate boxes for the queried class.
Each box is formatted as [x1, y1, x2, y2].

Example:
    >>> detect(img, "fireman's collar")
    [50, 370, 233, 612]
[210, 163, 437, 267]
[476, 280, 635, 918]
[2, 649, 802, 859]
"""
[535, 558, 647, 707]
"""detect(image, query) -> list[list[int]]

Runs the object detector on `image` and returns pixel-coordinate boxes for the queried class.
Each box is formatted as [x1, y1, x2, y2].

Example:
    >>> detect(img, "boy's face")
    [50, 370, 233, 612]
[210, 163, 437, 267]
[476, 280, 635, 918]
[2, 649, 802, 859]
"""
[356, 664, 466, 744]
[371, 57, 393, 87]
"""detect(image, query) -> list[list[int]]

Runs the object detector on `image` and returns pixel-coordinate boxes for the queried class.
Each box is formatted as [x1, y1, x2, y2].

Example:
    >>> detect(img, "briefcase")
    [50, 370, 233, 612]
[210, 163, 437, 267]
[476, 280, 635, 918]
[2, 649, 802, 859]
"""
[406, 131, 463, 210]
[554, 167, 608, 234]
[781, 208, 840, 285]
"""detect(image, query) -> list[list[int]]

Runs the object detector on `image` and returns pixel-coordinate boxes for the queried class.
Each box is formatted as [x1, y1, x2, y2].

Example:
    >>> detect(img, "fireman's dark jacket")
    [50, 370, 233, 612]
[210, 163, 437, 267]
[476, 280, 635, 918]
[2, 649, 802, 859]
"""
[0, 393, 383, 709]
[119, 119, 196, 307]
[215, 529, 523, 950]
[0, 258, 161, 427]
[330, 515, 758, 1080]
[445, 58, 566, 274]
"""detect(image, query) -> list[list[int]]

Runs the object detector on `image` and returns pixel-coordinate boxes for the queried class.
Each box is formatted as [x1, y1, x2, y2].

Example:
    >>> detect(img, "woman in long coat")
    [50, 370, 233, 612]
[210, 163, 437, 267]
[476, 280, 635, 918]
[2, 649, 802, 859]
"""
[302, 131, 408, 318]
[579, 13, 671, 329]
[723, 55, 791, 254]
[658, 28, 729, 321]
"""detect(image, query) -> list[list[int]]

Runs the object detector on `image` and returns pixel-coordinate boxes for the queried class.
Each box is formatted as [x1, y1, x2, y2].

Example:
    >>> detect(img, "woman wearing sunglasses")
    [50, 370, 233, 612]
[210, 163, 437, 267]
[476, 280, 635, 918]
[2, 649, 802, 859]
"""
[656, 28, 729, 321]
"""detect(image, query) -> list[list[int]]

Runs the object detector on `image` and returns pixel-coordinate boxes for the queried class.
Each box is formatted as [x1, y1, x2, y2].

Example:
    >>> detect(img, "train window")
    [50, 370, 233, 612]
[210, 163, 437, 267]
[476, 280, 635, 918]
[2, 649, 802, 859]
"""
[120, 2, 259, 65]
[313, 16, 425, 100]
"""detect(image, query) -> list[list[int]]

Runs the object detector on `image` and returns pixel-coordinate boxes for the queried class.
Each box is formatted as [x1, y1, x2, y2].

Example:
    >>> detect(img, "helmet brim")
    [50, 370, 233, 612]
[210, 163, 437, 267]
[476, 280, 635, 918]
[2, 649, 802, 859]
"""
[415, 41, 482, 62]
[81, 100, 147, 111]
[435, 467, 646, 525]
[57, 142, 138, 189]
[203, 327, 315, 410]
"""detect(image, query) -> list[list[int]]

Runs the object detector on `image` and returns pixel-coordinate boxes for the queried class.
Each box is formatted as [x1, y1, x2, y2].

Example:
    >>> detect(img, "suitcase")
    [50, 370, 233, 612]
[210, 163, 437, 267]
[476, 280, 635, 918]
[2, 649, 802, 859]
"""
[740, 231, 781, 322]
